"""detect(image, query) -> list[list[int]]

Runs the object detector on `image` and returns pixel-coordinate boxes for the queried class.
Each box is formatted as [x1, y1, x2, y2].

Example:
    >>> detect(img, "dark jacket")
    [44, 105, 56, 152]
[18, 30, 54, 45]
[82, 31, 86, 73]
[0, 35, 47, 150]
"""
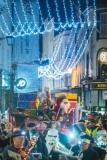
[80, 147, 99, 160]
[3, 145, 22, 160]
[93, 146, 106, 160]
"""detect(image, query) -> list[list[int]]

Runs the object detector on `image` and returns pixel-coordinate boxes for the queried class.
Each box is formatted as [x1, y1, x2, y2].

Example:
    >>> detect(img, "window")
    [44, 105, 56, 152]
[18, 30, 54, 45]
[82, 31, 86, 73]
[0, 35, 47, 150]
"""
[100, 12, 107, 38]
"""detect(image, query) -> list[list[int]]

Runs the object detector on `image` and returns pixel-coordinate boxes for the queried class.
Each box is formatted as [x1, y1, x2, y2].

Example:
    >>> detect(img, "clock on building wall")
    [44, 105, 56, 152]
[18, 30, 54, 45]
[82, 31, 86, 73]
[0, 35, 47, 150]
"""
[99, 50, 107, 64]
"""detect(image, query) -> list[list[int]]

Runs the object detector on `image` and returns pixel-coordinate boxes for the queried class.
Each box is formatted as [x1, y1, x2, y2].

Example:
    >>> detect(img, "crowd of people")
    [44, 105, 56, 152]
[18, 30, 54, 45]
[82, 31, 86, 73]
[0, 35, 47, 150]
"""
[0, 89, 107, 160]
[0, 106, 107, 160]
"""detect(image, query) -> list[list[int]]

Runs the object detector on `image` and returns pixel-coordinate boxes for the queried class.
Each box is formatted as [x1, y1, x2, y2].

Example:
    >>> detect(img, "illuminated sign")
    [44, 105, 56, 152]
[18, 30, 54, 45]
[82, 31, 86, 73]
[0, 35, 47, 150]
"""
[91, 83, 107, 90]
[66, 93, 78, 100]
[15, 78, 27, 89]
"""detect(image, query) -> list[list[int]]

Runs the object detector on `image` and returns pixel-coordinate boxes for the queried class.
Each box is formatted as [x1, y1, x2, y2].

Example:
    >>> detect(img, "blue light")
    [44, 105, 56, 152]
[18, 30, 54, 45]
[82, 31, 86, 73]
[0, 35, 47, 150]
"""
[21, 130, 26, 136]
[0, 0, 97, 79]
[69, 133, 75, 139]
[0, 0, 97, 37]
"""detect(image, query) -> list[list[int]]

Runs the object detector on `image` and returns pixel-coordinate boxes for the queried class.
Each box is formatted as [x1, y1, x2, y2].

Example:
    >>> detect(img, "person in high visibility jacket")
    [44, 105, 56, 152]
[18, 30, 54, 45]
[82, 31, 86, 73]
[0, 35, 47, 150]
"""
[85, 121, 100, 139]
[85, 127, 99, 139]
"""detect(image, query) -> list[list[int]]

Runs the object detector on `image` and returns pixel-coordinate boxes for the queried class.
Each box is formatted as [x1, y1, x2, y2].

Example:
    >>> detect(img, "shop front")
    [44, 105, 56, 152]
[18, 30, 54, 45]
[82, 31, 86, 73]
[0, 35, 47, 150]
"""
[82, 81, 107, 112]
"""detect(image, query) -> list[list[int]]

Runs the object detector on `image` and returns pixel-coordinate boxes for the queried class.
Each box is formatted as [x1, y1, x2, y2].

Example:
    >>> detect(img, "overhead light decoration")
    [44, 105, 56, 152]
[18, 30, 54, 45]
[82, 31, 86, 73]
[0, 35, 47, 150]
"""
[0, 0, 96, 79]
[0, 0, 96, 37]
[15, 78, 27, 89]
[38, 7, 96, 79]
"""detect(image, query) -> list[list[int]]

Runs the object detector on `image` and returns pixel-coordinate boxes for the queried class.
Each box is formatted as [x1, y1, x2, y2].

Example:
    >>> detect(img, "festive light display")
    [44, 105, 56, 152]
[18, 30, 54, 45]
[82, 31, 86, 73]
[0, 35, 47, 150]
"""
[0, 0, 97, 79]
[38, 7, 95, 79]
[0, 0, 96, 36]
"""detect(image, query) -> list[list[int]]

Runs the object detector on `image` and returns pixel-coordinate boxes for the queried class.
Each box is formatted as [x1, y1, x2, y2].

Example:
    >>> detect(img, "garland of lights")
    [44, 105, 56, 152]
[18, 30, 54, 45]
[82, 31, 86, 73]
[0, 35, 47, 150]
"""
[39, 25, 94, 79]
[62, 0, 69, 27]
[47, 26, 77, 76]
[58, 28, 76, 68]
[40, 25, 85, 79]
[45, 23, 85, 77]
[38, 30, 66, 78]
[0, 0, 97, 79]
[93, 0, 97, 26]
[38, 7, 96, 79]
[50, 8, 93, 77]
[49, 29, 72, 72]
[55, 27, 78, 73]
[53, 29, 76, 69]
[86, 0, 90, 26]
[1, 14, 11, 35]
[71, 26, 95, 70]
[45, 22, 82, 74]
[64, 25, 88, 73]
[0, 0, 96, 36]
[77, 0, 82, 24]
[69, 0, 75, 26]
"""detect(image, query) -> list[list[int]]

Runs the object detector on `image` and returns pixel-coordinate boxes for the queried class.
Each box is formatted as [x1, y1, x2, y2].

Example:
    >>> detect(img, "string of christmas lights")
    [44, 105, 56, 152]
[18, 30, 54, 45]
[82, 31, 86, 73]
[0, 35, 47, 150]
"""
[77, 0, 82, 24]
[5, 0, 15, 28]
[62, 0, 69, 27]
[44, 23, 84, 78]
[0, 14, 11, 35]
[70, 11, 95, 69]
[54, 0, 62, 30]
[86, 0, 90, 26]
[38, 7, 96, 79]
[60, 25, 83, 73]
[69, 0, 75, 26]
[20, 0, 29, 24]
[0, 0, 97, 79]
[56, 27, 78, 72]
[45, 26, 85, 79]
[71, 26, 94, 71]
[0, 0, 96, 37]
[45, 0, 54, 32]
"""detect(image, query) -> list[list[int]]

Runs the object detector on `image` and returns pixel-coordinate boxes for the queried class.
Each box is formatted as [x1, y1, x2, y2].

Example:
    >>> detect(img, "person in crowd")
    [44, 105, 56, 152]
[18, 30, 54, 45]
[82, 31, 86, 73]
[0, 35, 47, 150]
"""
[3, 129, 37, 160]
[79, 138, 99, 160]
[26, 122, 48, 160]
[92, 144, 106, 160]
[85, 120, 100, 139]
[80, 133, 106, 160]
[3, 130, 27, 160]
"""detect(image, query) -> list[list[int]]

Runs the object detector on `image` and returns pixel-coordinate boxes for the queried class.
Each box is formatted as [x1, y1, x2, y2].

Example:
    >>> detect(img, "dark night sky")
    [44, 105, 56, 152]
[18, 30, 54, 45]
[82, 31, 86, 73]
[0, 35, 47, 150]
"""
[39, 0, 94, 24]
[96, 0, 107, 7]
[38, 0, 107, 24]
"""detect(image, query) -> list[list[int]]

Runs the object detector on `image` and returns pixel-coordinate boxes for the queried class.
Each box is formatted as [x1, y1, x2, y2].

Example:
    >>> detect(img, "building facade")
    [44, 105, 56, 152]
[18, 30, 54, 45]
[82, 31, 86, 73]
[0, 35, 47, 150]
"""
[42, 6, 107, 112]
[76, 7, 107, 112]
[0, 0, 40, 111]
[42, 28, 71, 92]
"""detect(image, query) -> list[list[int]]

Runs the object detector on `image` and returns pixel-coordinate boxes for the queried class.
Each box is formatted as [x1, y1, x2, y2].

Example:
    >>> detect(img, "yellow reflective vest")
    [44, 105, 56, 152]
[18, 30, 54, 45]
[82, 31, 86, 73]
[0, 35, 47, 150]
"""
[85, 127, 99, 138]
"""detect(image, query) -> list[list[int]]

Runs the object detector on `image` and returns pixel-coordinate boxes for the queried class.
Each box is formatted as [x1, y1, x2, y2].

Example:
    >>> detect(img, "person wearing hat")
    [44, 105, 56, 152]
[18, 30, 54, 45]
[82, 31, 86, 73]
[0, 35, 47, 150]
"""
[3, 130, 37, 160]
[3, 130, 26, 160]
[79, 138, 99, 160]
